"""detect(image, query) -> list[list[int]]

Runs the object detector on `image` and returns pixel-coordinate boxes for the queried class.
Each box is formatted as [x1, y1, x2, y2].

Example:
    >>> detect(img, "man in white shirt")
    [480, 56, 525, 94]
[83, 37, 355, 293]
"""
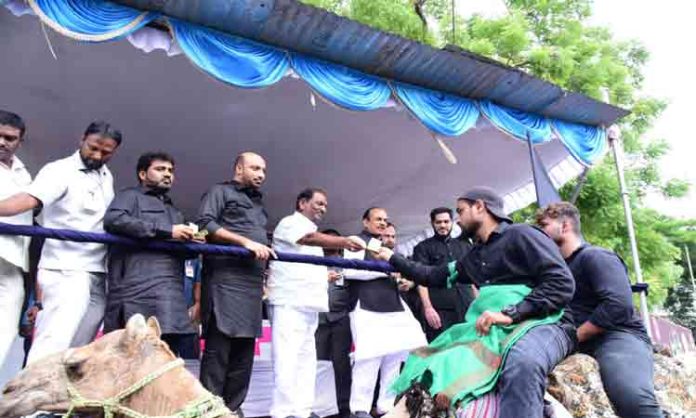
[0, 110, 32, 366]
[267, 188, 363, 418]
[0, 121, 122, 363]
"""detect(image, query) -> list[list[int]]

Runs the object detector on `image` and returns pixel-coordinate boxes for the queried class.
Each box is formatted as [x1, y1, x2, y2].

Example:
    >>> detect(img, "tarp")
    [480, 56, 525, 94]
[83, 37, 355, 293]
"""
[1, 1, 604, 251]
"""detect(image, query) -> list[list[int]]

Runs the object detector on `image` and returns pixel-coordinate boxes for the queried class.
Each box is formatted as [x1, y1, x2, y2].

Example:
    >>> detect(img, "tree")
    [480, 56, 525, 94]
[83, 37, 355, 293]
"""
[300, 0, 696, 306]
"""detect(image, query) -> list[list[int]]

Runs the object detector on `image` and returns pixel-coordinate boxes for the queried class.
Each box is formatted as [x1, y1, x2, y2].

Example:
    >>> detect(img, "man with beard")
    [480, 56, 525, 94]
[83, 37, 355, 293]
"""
[267, 188, 362, 418]
[536, 202, 663, 417]
[196, 152, 275, 415]
[0, 121, 122, 363]
[0, 110, 32, 367]
[413, 207, 474, 341]
[103, 152, 199, 355]
[344, 209, 426, 418]
[374, 187, 575, 417]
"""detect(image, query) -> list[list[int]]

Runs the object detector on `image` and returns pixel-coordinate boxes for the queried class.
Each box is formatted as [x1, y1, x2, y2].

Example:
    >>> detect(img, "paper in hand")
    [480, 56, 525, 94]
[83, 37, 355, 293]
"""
[366, 237, 382, 252]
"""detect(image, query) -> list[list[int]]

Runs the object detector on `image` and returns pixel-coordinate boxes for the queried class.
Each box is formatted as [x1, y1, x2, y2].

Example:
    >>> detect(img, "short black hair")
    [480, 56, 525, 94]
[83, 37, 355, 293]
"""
[321, 228, 341, 236]
[429, 207, 452, 222]
[0, 110, 26, 138]
[385, 222, 396, 230]
[296, 187, 327, 211]
[136, 152, 175, 181]
[83, 121, 122, 146]
[362, 207, 386, 221]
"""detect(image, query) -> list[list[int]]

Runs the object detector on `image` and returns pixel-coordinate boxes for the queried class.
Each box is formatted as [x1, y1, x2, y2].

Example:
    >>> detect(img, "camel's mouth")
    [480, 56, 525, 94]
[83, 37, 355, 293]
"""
[0, 386, 68, 418]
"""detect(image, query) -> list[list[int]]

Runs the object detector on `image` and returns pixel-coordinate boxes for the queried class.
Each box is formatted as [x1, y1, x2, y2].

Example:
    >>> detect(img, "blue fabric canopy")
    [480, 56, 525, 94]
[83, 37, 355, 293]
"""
[553, 120, 607, 166]
[28, 0, 158, 41]
[18, 0, 609, 166]
[479, 100, 553, 144]
[171, 19, 289, 89]
[394, 83, 480, 137]
[291, 54, 391, 111]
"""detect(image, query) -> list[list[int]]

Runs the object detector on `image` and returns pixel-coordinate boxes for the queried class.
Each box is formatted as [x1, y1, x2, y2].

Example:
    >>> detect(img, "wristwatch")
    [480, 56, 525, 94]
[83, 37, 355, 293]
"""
[33, 301, 43, 311]
[501, 305, 522, 324]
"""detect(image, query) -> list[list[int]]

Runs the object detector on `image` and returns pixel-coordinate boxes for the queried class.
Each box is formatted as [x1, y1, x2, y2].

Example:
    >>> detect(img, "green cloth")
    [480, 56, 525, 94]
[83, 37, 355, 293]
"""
[391, 284, 563, 407]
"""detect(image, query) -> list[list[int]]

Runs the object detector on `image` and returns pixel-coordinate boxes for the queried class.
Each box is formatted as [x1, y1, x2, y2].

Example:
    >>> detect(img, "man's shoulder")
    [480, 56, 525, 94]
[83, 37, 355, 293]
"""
[575, 244, 622, 264]
[114, 186, 142, 196]
[504, 223, 548, 239]
[39, 154, 74, 172]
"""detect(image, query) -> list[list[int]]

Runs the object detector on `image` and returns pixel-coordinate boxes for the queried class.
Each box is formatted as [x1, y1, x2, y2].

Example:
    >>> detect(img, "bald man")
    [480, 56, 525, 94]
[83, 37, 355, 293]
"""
[197, 152, 276, 414]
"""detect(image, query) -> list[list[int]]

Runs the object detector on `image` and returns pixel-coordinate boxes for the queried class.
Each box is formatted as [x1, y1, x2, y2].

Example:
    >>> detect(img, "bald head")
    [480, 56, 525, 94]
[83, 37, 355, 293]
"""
[233, 152, 267, 189]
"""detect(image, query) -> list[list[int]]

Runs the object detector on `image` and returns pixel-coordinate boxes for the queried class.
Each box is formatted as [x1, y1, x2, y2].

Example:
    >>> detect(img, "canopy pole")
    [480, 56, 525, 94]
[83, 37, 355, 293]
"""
[685, 244, 696, 294]
[607, 126, 652, 339]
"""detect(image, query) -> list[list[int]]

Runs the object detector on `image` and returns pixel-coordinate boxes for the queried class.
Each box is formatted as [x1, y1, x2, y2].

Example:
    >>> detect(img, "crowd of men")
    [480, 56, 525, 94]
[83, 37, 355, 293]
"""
[0, 110, 664, 418]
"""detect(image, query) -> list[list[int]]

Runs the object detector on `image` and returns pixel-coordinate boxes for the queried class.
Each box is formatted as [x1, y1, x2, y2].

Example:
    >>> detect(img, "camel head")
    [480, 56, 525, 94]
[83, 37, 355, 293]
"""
[0, 314, 175, 418]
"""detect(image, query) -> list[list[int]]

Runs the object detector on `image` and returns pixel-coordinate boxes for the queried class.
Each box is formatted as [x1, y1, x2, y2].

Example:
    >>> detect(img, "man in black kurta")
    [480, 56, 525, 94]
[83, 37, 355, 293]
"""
[197, 152, 275, 414]
[104, 152, 198, 354]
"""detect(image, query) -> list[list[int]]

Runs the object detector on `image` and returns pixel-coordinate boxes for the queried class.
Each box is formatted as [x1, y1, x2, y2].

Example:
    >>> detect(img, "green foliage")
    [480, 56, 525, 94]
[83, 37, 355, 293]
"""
[301, 0, 696, 307]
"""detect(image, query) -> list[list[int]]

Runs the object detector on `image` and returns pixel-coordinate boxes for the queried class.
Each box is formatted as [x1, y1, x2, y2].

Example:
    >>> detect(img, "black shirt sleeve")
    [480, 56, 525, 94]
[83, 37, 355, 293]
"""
[104, 190, 172, 239]
[390, 254, 458, 288]
[197, 185, 225, 234]
[512, 227, 575, 320]
[583, 250, 636, 329]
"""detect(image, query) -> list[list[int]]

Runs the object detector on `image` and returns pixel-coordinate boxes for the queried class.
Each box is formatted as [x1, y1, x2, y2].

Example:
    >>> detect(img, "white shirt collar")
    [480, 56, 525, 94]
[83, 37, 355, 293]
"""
[0, 155, 25, 172]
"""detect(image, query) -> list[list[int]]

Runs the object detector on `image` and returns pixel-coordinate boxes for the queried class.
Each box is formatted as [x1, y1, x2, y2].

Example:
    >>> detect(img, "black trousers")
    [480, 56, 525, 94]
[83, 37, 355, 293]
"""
[316, 315, 352, 418]
[199, 316, 256, 411]
[161, 333, 200, 360]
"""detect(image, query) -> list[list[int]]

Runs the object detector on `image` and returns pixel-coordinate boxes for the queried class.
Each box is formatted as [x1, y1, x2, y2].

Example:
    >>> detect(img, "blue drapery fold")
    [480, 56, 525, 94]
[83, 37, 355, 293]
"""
[12, 0, 610, 165]
[552, 120, 607, 166]
[29, 0, 158, 41]
[479, 100, 552, 144]
[290, 54, 391, 111]
[171, 19, 289, 88]
[393, 83, 480, 137]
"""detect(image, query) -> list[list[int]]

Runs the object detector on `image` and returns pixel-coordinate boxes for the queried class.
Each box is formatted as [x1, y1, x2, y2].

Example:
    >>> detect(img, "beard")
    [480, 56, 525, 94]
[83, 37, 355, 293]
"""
[81, 156, 104, 170]
[459, 219, 481, 239]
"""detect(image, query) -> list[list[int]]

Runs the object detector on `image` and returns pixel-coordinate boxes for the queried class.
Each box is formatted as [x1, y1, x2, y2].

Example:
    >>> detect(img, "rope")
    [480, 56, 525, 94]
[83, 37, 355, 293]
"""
[0, 222, 395, 273]
[64, 358, 231, 418]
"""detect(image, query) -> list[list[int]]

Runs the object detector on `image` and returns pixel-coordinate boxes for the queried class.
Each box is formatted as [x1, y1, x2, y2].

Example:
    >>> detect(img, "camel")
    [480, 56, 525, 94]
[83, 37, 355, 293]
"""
[0, 314, 235, 418]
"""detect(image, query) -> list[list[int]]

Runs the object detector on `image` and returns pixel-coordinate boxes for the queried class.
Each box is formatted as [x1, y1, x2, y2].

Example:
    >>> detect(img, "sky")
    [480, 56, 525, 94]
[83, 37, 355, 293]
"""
[456, 0, 696, 219]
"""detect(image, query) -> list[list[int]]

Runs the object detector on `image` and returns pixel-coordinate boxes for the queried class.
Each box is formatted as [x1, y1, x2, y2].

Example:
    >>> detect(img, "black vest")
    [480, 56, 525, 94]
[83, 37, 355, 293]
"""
[347, 231, 404, 313]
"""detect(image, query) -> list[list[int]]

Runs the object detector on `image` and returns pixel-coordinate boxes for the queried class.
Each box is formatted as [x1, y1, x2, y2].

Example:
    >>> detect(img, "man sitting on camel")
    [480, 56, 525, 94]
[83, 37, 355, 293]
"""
[374, 187, 576, 418]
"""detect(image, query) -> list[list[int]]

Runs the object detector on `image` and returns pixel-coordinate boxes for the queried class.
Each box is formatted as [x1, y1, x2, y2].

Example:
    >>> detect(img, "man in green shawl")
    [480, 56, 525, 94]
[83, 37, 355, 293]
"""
[374, 187, 576, 418]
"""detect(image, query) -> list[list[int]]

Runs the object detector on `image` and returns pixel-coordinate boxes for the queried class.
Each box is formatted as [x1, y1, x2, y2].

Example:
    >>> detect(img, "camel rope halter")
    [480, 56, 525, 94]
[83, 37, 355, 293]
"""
[64, 358, 230, 418]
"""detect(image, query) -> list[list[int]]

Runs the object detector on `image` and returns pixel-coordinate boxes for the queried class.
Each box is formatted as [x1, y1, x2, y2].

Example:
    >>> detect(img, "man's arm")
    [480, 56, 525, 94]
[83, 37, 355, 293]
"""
[342, 246, 384, 281]
[412, 243, 442, 329]
[197, 186, 274, 260]
[298, 232, 363, 251]
[512, 227, 575, 321]
[0, 193, 39, 217]
[577, 250, 636, 343]
[386, 252, 454, 288]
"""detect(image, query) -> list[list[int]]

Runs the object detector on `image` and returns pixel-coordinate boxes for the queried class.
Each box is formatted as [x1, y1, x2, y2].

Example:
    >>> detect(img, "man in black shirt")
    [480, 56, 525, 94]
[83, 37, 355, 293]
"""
[413, 207, 474, 341]
[374, 187, 575, 418]
[104, 152, 198, 354]
[536, 202, 663, 418]
[197, 152, 276, 415]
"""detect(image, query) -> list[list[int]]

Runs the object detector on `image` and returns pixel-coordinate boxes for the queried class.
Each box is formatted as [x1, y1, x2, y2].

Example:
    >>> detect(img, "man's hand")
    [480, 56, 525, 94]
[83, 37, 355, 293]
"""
[343, 236, 365, 252]
[475, 311, 513, 336]
[188, 303, 201, 324]
[328, 270, 342, 283]
[243, 239, 277, 261]
[397, 279, 414, 292]
[373, 247, 394, 261]
[172, 224, 196, 241]
[424, 306, 442, 330]
[26, 305, 41, 325]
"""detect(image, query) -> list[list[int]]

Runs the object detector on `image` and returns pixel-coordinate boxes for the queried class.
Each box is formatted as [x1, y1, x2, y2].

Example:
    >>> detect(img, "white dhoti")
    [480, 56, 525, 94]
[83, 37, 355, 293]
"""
[270, 305, 320, 418]
[27, 269, 105, 364]
[0, 258, 24, 366]
[350, 300, 427, 414]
